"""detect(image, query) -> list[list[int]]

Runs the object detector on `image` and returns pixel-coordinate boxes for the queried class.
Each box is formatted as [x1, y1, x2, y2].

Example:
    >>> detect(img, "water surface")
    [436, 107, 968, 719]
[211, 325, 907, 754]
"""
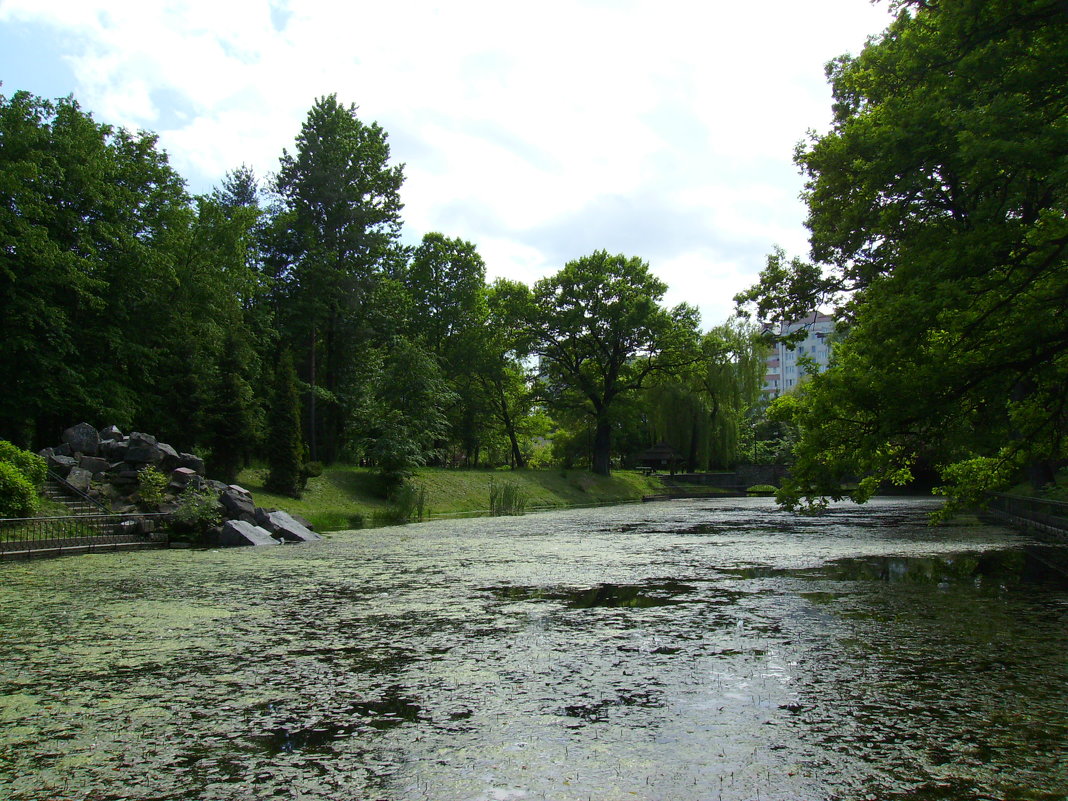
[1, 497, 1066, 800]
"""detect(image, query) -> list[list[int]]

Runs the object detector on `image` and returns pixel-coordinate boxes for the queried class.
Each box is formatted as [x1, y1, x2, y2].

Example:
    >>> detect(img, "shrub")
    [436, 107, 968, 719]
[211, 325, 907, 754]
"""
[747, 484, 778, 495]
[172, 485, 222, 541]
[0, 440, 47, 487]
[138, 466, 169, 508]
[0, 461, 40, 518]
[374, 482, 427, 524]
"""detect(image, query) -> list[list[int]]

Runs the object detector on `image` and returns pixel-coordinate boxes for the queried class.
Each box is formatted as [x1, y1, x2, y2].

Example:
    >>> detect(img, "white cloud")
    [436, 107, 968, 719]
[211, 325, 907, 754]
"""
[0, 0, 895, 328]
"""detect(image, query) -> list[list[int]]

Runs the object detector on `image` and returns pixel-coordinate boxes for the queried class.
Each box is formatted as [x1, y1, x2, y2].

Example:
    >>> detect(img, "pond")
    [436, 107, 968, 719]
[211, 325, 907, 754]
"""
[1, 497, 1066, 800]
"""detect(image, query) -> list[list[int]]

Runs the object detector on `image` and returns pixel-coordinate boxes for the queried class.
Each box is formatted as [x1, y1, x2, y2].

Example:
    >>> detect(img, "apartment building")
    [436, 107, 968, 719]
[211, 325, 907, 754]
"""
[761, 311, 835, 398]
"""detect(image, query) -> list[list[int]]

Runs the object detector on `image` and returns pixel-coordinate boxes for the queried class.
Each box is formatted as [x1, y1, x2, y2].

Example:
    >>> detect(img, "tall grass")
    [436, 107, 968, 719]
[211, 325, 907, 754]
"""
[489, 479, 527, 516]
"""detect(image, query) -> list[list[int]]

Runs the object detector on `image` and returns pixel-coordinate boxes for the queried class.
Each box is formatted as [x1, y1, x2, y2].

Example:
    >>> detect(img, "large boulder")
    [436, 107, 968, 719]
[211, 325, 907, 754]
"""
[66, 467, 93, 493]
[220, 485, 256, 521]
[169, 467, 199, 491]
[62, 423, 100, 456]
[100, 425, 123, 441]
[178, 453, 205, 474]
[125, 433, 162, 464]
[218, 520, 279, 547]
[263, 510, 322, 543]
[158, 442, 181, 472]
[47, 453, 77, 477]
[78, 455, 110, 475]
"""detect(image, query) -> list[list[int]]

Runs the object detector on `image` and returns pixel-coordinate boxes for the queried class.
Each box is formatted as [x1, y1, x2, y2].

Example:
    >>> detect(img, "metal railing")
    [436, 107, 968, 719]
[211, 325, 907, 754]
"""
[986, 493, 1068, 535]
[45, 468, 112, 512]
[0, 513, 172, 559]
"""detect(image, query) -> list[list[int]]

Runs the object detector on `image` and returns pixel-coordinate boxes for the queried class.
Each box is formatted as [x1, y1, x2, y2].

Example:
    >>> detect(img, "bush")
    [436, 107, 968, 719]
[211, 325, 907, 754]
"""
[0, 461, 40, 518]
[0, 440, 47, 487]
[172, 485, 222, 541]
[138, 466, 169, 508]
[747, 484, 778, 495]
[374, 482, 427, 524]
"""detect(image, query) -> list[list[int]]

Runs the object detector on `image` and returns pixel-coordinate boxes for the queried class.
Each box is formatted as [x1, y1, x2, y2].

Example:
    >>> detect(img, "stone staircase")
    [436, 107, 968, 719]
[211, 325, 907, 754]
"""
[42, 478, 108, 516]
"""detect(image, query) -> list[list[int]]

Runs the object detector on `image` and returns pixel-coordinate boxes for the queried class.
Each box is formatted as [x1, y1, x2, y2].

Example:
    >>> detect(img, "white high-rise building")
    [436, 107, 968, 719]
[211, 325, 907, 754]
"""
[761, 312, 835, 398]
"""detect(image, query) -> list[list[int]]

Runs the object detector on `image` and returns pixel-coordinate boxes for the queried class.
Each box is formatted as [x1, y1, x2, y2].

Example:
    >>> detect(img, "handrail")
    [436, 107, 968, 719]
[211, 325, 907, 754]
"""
[46, 469, 112, 513]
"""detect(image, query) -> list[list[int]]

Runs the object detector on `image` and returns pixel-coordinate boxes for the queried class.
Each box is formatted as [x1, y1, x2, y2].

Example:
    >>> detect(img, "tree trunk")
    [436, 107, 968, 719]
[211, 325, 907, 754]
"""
[307, 328, 317, 463]
[496, 382, 526, 469]
[592, 416, 612, 476]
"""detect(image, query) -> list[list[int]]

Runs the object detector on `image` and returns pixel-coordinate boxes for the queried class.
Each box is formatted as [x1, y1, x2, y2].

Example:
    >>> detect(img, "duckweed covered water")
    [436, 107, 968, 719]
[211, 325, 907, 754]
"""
[1, 497, 1066, 800]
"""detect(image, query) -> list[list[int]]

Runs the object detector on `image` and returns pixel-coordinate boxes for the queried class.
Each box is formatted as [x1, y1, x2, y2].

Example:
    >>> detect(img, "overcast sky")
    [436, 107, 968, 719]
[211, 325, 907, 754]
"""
[0, 0, 895, 328]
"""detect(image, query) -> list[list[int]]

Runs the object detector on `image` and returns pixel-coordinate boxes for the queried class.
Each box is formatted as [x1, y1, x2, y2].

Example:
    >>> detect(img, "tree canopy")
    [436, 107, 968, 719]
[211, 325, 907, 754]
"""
[737, 0, 1068, 515]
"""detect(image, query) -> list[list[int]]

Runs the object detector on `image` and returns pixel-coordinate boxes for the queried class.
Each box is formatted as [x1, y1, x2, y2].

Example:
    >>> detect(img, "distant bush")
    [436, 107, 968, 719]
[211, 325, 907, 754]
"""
[747, 484, 778, 495]
[0, 461, 39, 518]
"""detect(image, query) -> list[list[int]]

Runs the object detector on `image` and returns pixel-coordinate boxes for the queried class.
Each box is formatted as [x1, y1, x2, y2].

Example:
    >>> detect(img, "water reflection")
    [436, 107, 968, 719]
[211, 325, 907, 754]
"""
[0, 497, 1065, 800]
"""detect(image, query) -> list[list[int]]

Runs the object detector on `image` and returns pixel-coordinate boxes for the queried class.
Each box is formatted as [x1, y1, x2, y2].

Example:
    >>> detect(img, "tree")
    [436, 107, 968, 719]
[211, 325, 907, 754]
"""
[264, 349, 304, 498]
[736, 0, 1068, 515]
[349, 337, 456, 492]
[529, 251, 699, 475]
[272, 94, 405, 462]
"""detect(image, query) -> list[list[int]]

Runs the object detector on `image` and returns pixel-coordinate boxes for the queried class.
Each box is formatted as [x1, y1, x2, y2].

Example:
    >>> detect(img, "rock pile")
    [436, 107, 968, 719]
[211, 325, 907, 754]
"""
[39, 422, 321, 547]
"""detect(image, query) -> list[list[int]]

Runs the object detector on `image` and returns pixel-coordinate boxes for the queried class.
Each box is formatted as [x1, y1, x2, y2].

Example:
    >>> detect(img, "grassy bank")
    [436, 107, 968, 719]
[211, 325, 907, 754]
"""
[235, 465, 667, 531]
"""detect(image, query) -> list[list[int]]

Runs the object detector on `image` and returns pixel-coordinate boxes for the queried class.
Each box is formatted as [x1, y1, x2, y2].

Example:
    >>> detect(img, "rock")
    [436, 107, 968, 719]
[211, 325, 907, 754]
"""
[169, 467, 199, 490]
[220, 486, 257, 521]
[62, 423, 99, 456]
[266, 510, 322, 543]
[100, 425, 123, 441]
[115, 519, 139, 537]
[47, 454, 77, 477]
[158, 442, 180, 471]
[101, 439, 128, 460]
[66, 467, 93, 492]
[290, 512, 316, 531]
[218, 520, 279, 547]
[78, 455, 110, 475]
[125, 432, 162, 464]
[53, 442, 72, 458]
[110, 470, 141, 486]
[178, 453, 205, 474]
[38, 447, 54, 458]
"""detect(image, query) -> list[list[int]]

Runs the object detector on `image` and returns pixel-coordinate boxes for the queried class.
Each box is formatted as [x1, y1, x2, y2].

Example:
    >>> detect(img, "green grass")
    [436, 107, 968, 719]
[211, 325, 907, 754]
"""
[235, 465, 667, 531]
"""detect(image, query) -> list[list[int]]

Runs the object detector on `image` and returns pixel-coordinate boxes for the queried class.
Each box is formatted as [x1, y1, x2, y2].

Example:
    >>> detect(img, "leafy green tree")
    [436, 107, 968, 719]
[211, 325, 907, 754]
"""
[265, 349, 304, 497]
[272, 94, 405, 463]
[349, 337, 457, 492]
[0, 90, 190, 444]
[205, 335, 258, 484]
[529, 251, 700, 475]
[737, 0, 1068, 515]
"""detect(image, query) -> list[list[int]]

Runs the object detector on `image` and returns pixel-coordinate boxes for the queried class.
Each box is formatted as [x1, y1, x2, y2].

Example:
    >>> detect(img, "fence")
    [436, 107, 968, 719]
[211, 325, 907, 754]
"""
[986, 493, 1068, 537]
[0, 513, 172, 559]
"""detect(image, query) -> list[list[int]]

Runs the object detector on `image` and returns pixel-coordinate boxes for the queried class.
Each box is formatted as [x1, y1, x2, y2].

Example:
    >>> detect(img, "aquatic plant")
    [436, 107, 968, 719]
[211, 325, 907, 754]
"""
[489, 479, 526, 516]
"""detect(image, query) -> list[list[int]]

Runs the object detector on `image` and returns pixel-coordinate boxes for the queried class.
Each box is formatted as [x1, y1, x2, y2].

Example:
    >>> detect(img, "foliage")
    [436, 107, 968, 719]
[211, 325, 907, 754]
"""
[172, 484, 223, 540]
[736, 0, 1068, 516]
[489, 479, 527, 516]
[264, 349, 304, 498]
[0, 460, 40, 518]
[528, 251, 700, 475]
[747, 484, 778, 495]
[374, 481, 428, 524]
[0, 440, 47, 487]
[137, 466, 168, 508]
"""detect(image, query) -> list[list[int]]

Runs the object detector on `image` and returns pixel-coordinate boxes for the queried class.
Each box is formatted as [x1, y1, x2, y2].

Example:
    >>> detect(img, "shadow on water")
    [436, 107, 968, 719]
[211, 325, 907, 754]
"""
[481, 580, 699, 608]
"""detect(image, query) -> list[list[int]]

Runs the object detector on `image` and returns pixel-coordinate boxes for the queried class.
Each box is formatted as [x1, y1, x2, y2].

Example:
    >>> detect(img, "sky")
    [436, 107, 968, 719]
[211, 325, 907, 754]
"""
[0, 0, 896, 328]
